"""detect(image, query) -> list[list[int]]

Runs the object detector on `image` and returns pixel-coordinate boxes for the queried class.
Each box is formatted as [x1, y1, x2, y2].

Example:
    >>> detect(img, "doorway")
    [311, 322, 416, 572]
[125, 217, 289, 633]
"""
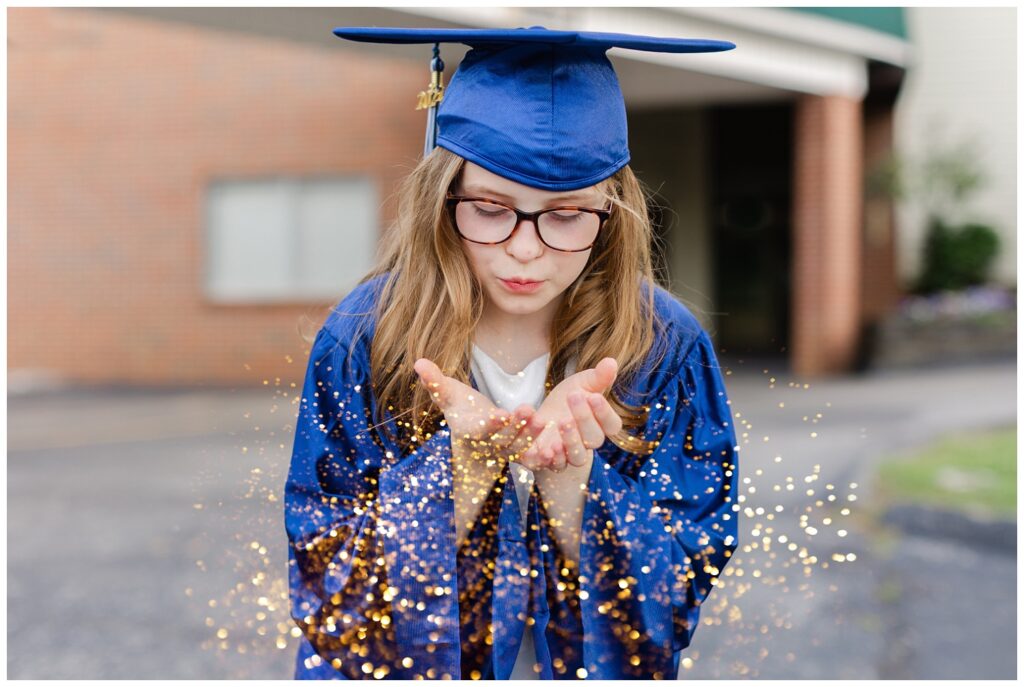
[708, 103, 793, 357]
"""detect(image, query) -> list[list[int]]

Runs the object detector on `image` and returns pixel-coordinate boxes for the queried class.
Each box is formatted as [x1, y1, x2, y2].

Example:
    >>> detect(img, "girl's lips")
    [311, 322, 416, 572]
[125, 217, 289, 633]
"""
[499, 278, 544, 293]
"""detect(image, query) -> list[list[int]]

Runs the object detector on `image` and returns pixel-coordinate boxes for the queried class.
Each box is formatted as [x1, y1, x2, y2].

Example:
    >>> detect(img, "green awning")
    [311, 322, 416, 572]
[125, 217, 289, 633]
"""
[787, 7, 907, 39]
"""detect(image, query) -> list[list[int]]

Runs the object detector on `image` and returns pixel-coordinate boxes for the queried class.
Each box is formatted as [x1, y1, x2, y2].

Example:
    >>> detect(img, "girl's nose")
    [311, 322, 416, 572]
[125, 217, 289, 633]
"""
[505, 217, 544, 260]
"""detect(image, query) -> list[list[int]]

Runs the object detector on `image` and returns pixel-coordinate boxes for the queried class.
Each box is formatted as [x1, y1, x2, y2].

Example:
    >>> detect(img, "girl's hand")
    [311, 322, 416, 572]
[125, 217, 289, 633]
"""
[522, 358, 623, 471]
[413, 358, 541, 455]
[526, 390, 624, 472]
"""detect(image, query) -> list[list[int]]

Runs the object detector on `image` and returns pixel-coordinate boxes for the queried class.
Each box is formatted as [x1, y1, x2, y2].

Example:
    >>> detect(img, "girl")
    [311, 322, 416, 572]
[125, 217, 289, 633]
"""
[284, 26, 739, 680]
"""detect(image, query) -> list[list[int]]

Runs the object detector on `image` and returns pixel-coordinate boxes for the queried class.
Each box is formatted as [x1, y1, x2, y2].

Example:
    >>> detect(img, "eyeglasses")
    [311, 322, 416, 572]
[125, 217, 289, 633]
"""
[445, 194, 611, 252]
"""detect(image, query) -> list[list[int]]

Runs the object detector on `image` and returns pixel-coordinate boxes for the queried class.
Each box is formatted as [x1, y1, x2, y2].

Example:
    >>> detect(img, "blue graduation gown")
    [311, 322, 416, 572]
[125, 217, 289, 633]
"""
[283, 274, 739, 679]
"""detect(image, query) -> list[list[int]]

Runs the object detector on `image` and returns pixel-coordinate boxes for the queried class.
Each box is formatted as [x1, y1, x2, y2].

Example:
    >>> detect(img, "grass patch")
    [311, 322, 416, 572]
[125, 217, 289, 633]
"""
[872, 425, 1016, 520]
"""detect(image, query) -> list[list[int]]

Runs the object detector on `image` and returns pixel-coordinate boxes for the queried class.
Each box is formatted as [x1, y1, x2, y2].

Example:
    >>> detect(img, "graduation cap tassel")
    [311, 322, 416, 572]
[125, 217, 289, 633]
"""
[416, 43, 445, 157]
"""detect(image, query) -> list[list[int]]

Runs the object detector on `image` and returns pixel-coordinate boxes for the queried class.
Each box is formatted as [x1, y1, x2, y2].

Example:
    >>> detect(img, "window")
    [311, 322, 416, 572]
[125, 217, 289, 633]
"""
[205, 176, 377, 302]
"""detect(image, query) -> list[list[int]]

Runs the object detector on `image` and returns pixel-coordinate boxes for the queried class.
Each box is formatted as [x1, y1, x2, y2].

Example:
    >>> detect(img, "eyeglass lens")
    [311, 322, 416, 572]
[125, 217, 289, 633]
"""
[452, 199, 600, 251]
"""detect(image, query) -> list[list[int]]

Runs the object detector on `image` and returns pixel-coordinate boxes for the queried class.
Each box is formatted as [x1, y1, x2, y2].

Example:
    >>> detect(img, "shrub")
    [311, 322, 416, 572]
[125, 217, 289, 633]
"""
[915, 216, 1000, 294]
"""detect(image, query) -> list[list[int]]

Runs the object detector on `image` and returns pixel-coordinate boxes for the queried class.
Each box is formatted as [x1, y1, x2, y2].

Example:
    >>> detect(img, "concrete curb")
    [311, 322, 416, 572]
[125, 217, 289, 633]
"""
[881, 503, 1016, 554]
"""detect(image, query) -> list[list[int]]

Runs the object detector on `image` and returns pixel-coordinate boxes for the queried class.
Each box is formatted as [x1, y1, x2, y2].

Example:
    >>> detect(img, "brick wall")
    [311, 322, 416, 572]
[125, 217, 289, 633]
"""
[9, 8, 426, 387]
[791, 94, 864, 376]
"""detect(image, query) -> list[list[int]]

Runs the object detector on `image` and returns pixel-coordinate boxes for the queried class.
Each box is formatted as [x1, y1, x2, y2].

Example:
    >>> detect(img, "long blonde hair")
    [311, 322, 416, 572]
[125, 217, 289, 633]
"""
[349, 147, 669, 457]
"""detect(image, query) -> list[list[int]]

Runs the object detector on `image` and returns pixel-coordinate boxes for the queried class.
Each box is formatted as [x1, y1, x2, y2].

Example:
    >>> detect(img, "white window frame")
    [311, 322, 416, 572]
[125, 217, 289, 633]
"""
[204, 175, 378, 303]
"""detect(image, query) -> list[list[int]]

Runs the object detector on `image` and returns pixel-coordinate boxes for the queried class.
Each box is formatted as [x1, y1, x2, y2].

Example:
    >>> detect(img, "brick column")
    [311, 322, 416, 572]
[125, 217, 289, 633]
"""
[791, 94, 863, 376]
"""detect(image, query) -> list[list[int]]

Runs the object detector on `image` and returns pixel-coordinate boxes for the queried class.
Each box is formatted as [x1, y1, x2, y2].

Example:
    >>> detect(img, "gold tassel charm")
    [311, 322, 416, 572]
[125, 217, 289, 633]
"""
[415, 71, 445, 111]
[419, 43, 445, 157]
[415, 44, 445, 111]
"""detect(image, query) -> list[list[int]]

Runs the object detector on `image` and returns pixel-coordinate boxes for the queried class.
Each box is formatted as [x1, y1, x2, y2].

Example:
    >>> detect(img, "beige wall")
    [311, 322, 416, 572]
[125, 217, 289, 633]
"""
[894, 7, 1017, 286]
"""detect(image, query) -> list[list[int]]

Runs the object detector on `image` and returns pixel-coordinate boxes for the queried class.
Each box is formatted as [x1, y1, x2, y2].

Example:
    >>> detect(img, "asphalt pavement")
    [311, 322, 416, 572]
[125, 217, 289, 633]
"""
[6, 355, 1016, 679]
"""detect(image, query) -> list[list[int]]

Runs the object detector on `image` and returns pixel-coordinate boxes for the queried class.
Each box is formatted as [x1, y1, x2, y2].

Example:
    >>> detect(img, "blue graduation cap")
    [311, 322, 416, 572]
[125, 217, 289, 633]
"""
[333, 26, 735, 191]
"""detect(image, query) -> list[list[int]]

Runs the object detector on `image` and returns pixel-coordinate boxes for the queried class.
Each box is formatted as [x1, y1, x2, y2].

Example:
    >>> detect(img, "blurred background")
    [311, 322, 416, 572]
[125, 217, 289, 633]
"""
[7, 6, 1016, 679]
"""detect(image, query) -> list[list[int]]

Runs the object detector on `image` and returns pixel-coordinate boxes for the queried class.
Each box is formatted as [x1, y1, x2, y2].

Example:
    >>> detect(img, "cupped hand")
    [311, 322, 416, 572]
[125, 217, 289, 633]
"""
[521, 358, 624, 471]
[413, 358, 540, 456]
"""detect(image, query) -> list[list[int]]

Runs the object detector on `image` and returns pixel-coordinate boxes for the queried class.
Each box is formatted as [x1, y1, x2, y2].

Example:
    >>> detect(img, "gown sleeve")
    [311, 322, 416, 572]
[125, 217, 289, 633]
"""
[569, 328, 740, 679]
[283, 325, 462, 679]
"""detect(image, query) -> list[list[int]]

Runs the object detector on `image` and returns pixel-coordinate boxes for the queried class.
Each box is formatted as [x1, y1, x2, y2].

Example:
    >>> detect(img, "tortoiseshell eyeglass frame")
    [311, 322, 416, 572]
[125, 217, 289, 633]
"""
[445, 194, 612, 253]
